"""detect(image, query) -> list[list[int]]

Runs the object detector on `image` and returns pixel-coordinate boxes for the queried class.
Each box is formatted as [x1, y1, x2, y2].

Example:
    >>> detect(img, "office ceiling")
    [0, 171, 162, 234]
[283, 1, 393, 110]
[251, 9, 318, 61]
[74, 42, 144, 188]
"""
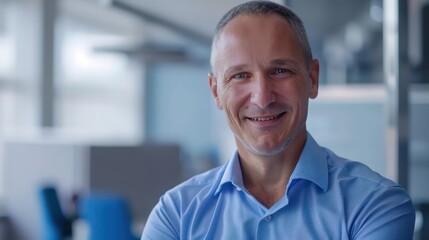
[120, 0, 260, 37]
[114, 0, 370, 46]
[60, 0, 373, 62]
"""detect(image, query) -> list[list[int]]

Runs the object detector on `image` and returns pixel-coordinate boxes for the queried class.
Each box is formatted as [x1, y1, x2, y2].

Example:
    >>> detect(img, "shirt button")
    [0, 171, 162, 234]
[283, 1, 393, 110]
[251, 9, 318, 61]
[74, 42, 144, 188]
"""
[265, 215, 272, 222]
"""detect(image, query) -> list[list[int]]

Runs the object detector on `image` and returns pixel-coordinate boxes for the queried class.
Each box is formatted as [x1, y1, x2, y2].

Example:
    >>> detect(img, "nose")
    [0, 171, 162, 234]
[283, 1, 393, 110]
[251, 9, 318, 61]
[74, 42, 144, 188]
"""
[249, 74, 276, 109]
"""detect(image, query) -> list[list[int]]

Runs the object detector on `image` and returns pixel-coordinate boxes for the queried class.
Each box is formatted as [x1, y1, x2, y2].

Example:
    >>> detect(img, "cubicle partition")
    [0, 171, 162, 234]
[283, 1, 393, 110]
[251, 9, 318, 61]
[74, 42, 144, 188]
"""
[3, 140, 182, 240]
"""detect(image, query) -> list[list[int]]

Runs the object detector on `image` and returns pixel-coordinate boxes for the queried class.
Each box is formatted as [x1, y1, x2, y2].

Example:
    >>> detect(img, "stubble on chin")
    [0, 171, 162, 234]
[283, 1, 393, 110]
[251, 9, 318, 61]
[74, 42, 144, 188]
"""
[237, 122, 306, 157]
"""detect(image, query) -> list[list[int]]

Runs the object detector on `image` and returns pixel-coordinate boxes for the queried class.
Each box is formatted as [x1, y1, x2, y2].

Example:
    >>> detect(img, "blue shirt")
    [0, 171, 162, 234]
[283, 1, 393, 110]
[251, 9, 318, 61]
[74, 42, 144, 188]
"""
[142, 134, 415, 239]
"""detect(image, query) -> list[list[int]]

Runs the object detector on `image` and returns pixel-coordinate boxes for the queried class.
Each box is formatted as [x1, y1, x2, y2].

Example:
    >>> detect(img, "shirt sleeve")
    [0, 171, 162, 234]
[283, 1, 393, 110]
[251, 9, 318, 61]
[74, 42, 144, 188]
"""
[352, 185, 415, 240]
[141, 193, 180, 240]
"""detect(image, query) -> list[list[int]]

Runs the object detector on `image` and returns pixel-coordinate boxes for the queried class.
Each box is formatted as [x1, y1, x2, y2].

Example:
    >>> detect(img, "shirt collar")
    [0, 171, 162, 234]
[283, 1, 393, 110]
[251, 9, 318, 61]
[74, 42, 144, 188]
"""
[214, 132, 329, 195]
[290, 133, 329, 192]
[214, 151, 244, 195]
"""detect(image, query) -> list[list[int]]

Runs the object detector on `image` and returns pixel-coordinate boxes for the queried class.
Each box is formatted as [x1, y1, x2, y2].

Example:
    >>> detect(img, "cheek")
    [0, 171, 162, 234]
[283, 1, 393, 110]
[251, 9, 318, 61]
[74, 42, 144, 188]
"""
[284, 81, 309, 100]
[220, 84, 248, 109]
[219, 84, 249, 122]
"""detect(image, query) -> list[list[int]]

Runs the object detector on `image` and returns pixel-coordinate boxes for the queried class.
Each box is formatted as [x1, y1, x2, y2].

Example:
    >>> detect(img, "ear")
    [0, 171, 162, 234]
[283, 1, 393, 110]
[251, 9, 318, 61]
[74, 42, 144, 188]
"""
[308, 59, 319, 99]
[208, 73, 223, 109]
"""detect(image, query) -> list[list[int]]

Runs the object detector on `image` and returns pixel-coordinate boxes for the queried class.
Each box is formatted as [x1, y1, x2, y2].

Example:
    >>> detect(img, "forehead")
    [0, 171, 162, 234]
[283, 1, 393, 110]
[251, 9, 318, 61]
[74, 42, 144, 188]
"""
[217, 13, 295, 44]
[212, 14, 303, 72]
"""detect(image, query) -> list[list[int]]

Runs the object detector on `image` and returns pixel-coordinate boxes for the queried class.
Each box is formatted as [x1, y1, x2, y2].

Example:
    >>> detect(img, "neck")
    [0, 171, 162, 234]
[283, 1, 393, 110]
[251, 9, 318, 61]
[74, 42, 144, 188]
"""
[238, 131, 307, 208]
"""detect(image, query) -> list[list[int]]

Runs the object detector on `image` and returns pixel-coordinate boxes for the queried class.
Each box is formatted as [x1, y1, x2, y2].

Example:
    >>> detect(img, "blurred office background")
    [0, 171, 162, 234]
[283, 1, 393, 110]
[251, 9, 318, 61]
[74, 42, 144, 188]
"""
[0, 0, 428, 239]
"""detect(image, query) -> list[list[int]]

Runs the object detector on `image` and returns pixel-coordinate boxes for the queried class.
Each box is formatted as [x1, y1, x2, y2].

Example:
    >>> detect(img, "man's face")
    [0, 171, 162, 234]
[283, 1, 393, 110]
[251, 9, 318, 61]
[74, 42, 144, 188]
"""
[209, 14, 319, 156]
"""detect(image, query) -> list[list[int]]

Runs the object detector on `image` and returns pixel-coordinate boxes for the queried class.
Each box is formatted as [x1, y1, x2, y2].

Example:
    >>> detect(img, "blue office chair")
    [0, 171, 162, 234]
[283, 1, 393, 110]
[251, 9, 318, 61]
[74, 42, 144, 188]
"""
[79, 193, 139, 240]
[38, 186, 73, 240]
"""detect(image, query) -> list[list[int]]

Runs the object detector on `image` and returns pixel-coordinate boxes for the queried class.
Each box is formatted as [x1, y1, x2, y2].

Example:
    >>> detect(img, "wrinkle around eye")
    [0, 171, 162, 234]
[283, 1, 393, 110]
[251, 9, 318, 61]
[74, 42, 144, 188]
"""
[222, 72, 250, 85]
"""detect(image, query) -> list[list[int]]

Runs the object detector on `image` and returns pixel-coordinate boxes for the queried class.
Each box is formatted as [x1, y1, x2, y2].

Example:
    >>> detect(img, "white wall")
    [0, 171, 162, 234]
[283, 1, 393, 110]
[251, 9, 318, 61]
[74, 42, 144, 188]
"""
[307, 86, 386, 175]
[144, 62, 218, 174]
[3, 139, 87, 240]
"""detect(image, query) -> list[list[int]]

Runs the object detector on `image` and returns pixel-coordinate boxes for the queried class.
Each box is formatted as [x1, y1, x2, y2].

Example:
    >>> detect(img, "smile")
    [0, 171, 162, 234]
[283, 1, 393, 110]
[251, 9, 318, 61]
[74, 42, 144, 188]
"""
[248, 112, 285, 121]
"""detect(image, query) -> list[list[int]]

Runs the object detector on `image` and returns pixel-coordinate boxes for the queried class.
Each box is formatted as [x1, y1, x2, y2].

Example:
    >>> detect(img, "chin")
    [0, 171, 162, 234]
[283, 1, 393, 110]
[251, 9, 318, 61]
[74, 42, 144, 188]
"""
[245, 141, 290, 156]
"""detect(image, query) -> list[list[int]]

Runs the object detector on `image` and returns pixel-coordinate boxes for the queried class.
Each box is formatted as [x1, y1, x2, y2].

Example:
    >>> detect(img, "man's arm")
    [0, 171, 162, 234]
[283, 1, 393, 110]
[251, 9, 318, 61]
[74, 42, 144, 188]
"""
[352, 186, 415, 240]
[141, 193, 180, 240]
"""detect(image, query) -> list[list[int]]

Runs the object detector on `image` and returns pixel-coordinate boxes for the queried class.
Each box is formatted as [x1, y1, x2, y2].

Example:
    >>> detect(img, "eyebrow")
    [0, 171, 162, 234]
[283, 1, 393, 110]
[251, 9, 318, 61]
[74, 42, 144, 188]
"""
[224, 64, 248, 78]
[222, 59, 300, 78]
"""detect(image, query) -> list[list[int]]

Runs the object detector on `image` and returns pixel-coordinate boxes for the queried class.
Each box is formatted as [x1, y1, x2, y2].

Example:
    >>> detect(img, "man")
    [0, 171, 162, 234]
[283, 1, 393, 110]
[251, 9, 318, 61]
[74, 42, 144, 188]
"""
[142, 1, 415, 239]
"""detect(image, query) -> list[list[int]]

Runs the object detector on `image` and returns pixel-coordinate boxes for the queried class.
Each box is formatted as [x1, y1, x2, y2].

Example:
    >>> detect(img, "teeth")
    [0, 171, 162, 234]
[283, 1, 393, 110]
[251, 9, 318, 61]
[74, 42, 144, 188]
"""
[250, 113, 282, 121]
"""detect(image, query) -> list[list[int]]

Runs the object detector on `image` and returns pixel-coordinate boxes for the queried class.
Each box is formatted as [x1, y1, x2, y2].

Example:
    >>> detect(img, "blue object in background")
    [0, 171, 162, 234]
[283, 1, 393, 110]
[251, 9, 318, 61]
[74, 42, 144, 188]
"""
[38, 186, 73, 240]
[79, 193, 139, 240]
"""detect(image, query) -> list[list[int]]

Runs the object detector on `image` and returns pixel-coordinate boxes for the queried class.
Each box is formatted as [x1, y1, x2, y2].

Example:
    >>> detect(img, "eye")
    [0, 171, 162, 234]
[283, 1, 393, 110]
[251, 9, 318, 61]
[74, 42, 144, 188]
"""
[271, 68, 294, 78]
[272, 68, 290, 74]
[232, 72, 249, 79]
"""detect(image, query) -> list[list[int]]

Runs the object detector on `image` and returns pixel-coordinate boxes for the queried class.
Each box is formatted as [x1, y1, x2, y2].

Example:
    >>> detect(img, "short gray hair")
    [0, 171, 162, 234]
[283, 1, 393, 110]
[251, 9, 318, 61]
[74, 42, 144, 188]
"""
[210, 0, 313, 69]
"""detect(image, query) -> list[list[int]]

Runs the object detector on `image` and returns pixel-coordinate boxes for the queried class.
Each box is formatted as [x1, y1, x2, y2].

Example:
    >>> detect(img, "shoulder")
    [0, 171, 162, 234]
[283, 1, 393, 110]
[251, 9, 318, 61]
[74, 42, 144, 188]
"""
[162, 164, 226, 205]
[142, 164, 227, 239]
[322, 148, 415, 239]
[324, 147, 398, 189]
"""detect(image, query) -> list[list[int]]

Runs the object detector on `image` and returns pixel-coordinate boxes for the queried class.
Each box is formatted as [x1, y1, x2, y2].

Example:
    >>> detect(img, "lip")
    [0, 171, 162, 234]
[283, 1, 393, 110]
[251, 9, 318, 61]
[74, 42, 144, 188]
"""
[245, 112, 286, 127]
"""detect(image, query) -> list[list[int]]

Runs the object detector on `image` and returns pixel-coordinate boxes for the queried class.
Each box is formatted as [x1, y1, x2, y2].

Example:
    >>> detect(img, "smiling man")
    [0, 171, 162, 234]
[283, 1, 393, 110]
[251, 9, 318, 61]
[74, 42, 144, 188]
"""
[141, 1, 415, 239]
